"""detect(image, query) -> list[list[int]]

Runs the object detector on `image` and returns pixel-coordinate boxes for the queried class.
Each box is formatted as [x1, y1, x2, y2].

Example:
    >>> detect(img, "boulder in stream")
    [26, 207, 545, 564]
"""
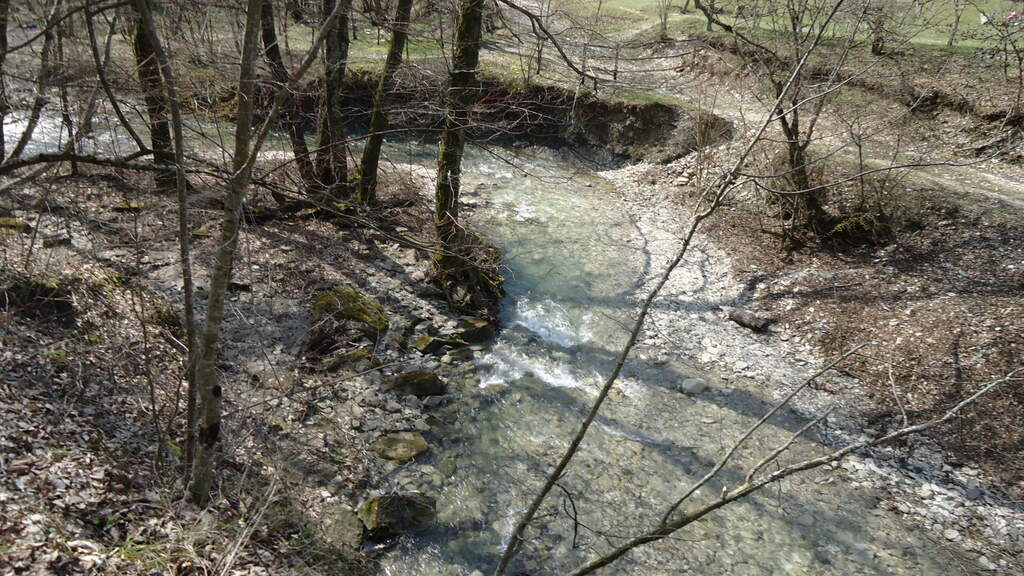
[455, 316, 496, 343]
[358, 493, 436, 537]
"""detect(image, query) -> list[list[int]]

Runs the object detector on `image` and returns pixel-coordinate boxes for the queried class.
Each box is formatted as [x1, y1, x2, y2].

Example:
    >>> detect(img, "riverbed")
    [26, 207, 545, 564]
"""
[371, 143, 966, 575]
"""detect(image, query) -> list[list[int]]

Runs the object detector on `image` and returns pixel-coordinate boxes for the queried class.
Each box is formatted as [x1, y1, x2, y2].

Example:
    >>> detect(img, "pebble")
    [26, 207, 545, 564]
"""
[678, 377, 708, 394]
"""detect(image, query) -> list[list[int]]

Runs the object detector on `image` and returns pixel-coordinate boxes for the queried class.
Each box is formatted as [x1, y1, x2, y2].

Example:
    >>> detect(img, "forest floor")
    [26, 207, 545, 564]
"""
[0, 162, 491, 574]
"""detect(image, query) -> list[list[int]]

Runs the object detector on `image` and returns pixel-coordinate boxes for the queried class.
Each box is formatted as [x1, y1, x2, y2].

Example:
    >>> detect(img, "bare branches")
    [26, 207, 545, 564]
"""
[566, 368, 1022, 575]
[496, 0, 596, 82]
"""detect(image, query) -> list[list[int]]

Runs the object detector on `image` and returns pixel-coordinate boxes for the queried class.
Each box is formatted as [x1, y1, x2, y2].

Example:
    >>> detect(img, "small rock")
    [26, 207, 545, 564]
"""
[943, 528, 961, 542]
[676, 377, 708, 394]
[323, 506, 363, 549]
[413, 335, 463, 355]
[455, 316, 496, 343]
[370, 432, 429, 462]
[728, 308, 771, 332]
[977, 555, 997, 570]
[388, 370, 447, 397]
[963, 483, 982, 501]
[421, 395, 450, 409]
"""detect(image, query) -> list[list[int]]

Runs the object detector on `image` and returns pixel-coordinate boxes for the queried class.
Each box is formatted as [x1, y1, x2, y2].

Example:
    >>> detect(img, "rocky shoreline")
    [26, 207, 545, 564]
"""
[599, 152, 1024, 572]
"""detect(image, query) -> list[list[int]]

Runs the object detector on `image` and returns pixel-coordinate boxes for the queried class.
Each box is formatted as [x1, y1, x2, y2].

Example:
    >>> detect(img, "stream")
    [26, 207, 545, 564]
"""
[372, 143, 960, 575]
[11, 118, 967, 575]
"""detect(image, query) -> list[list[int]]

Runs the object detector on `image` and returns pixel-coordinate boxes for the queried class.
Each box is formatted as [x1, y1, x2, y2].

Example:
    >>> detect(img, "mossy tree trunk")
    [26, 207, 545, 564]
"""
[189, 0, 264, 507]
[356, 0, 414, 205]
[132, 4, 175, 191]
[434, 0, 483, 274]
[261, 0, 316, 197]
[315, 0, 353, 201]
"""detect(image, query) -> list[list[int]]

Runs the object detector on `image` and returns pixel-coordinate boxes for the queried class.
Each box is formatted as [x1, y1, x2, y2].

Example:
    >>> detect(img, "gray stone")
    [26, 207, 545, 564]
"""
[422, 395, 450, 409]
[388, 370, 447, 397]
[370, 432, 429, 462]
[677, 377, 708, 394]
[322, 506, 363, 550]
[963, 483, 982, 501]
[728, 308, 771, 332]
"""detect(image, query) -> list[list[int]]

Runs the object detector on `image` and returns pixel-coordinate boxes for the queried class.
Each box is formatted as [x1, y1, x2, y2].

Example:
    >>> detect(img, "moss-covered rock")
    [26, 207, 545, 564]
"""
[388, 370, 446, 397]
[308, 285, 389, 354]
[1, 273, 75, 326]
[313, 286, 388, 334]
[412, 335, 465, 355]
[0, 217, 32, 233]
[357, 493, 436, 537]
[369, 432, 429, 462]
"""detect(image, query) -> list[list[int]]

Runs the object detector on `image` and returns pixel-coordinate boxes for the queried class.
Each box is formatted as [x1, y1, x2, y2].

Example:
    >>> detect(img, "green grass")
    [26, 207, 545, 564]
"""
[554, 0, 1017, 51]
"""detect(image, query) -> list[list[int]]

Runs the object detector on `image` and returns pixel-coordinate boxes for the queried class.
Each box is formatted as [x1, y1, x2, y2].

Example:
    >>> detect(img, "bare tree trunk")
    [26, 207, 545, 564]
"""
[0, 0, 11, 164]
[189, 0, 265, 507]
[315, 0, 352, 200]
[948, 0, 964, 46]
[261, 0, 316, 197]
[132, 4, 175, 190]
[133, 0, 198, 472]
[435, 0, 483, 274]
[85, 10, 149, 152]
[356, 0, 414, 204]
[74, 12, 119, 144]
[6, 0, 63, 165]
[870, 8, 885, 56]
[56, 24, 77, 175]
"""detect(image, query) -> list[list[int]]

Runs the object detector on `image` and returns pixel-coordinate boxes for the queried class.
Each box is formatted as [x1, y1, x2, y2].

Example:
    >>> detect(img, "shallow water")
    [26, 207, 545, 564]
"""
[370, 143, 959, 575]
[9, 118, 961, 574]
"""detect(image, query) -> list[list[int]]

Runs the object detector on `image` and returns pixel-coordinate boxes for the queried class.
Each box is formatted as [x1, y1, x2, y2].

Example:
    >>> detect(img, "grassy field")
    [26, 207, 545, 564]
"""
[556, 0, 1020, 49]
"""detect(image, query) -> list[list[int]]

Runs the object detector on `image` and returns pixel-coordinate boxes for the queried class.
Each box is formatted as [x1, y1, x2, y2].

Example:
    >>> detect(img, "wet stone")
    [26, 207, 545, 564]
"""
[370, 432, 429, 462]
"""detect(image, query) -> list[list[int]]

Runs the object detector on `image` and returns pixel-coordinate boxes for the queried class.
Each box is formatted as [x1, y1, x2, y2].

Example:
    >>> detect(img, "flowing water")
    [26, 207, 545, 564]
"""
[12, 117, 962, 574]
[370, 143, 959, 576]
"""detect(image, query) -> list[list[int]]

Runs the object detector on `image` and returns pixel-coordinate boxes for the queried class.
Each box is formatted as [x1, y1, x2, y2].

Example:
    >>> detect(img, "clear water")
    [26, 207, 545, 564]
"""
[372, 143, 957, 576]
[9, 117, 960, 574]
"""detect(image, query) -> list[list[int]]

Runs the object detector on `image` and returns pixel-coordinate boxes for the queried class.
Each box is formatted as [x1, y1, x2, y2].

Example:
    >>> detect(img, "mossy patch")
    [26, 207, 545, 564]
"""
[0, 217, 32, 232]
[1, 273, 75, 326]
[312, 286, 388, 335]
[357, 493, 436, 537]
[112, 202, 145, 213]
[308, 285, 389, 355]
